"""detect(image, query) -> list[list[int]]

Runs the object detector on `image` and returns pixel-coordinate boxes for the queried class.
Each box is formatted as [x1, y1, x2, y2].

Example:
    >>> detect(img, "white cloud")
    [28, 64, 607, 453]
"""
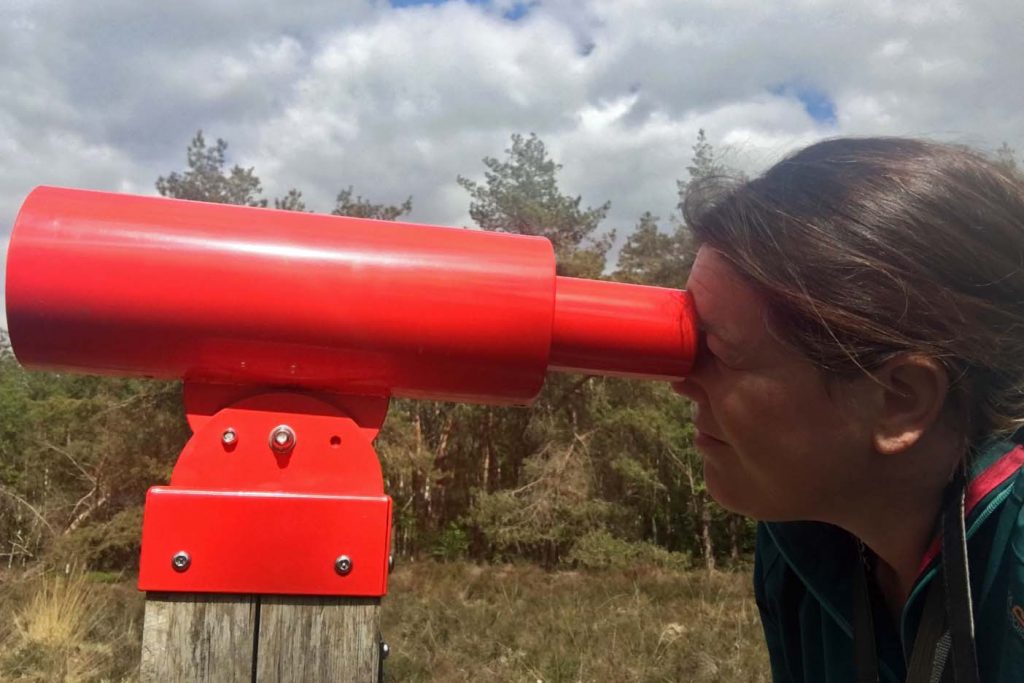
[2, 0, 1024, 327]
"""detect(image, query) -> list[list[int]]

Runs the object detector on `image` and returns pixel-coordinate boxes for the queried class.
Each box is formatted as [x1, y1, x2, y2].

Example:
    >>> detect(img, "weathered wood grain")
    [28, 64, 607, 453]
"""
[140, 592, 257, 683]
[256, 596, 381, 683]
[140, 593, 381, 682]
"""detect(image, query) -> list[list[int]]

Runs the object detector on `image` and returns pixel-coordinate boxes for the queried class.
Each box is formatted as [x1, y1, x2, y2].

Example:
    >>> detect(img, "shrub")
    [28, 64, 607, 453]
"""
[429, 523, 470, 561]
[49, 507, 143, 571]
[565, 529, 691, 570]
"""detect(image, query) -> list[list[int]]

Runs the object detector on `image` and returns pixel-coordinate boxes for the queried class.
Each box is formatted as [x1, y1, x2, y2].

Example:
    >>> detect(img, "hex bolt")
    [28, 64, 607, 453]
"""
[269, 425, 296, 454]
[380, 641, 390, 660]
[222, 428, 238, 446]
[171, 551, 191, 572]
[334, 555, 353, 575]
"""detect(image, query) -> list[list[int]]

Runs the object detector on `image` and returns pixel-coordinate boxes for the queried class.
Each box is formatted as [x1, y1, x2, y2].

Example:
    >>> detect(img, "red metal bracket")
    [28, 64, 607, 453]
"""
[138, 383, 393, 596]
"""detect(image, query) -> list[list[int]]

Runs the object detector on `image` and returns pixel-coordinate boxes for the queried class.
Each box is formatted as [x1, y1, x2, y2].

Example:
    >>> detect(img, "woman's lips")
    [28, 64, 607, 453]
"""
[695, 428, 726, 446]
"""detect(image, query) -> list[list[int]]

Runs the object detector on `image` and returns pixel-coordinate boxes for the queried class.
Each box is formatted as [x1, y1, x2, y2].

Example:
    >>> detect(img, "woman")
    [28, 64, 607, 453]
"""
[673, 138, 1024, 682]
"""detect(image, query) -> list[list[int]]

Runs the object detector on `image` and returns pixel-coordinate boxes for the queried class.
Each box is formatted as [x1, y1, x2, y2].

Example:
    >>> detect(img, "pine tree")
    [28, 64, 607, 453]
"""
[458, 133, 612, 277]
[156, 131, 267, 207]
[332, 187, 412, 220]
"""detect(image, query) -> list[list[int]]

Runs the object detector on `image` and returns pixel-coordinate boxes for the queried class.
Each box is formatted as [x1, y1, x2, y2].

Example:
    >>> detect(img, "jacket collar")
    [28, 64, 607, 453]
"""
[764, 433, 1024, 668]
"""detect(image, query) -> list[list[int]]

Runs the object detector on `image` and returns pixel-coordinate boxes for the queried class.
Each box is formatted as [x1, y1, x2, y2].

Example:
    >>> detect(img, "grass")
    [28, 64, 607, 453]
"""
[0, 570, 141, 682]
[0, 562, 768, 682]
[381, 562, 768, 682]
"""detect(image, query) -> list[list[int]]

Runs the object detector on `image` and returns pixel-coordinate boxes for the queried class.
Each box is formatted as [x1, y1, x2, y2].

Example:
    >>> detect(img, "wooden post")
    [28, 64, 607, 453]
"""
[140, 594, 381, 682]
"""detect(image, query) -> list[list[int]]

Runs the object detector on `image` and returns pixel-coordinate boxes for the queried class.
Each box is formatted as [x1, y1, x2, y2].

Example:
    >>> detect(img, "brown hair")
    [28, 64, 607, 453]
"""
[685, 137, 1024, 447]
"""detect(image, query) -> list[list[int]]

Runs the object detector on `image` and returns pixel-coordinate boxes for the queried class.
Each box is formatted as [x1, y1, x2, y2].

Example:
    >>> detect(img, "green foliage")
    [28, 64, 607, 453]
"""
[614, 211, 694, 287]
[0, 354, 185, 569]
[676, 128, 729, 212]
[333, 186, 412, 220]
[566, 529, 690, 570]
[458, 133, 612, 277]
[49, 506, 144, 571]
[429, 522, 471, 561]
[469, 440, 616, 567]
[156, 130, 268, 206]
[274, 188, 309, 211]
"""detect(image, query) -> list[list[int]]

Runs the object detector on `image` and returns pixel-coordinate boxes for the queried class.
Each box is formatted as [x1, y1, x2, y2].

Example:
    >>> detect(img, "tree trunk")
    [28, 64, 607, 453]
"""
[728, 514, 741, 563]
[700, 494, 715, 572]
[684, 456, 715, 571]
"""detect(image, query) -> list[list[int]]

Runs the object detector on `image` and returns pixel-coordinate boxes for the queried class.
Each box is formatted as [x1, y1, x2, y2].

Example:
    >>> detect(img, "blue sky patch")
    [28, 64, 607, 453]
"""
[501, 2, 533, 20]
[391, 0, 483, 7]
[389, 0, 534, 20]
[770, 82, 837, 125]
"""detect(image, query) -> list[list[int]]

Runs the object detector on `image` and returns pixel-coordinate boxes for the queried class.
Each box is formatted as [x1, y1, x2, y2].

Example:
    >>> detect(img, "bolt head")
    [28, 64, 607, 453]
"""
[171, 551, 191, 572]
[334, 555, 353, 575]
[222, 428, 237, 446]
[381, 642, 390, 659]
[269, 425, 296, 454]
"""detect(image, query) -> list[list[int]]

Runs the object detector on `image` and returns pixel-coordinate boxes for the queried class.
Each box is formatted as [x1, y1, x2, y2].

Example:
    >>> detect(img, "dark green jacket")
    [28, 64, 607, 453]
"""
[754, 434, 1024, 682]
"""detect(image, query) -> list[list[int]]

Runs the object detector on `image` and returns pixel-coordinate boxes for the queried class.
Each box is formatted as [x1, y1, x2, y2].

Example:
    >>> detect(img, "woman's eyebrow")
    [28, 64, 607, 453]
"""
[697, 319, 722, 339]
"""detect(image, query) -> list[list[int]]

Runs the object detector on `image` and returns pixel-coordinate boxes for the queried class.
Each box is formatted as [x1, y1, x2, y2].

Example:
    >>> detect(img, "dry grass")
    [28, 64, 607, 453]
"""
[0, 562, 768, 682]
[381, 561, 769, 682]
[0, 570, 142, 682]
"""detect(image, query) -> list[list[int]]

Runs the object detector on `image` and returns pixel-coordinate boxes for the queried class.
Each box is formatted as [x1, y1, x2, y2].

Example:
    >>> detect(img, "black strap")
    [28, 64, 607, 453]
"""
[941, 468, 980, 683]
[853, 470, 980, 683]
[853, 542, 880, 683]
[905, 579, 947, 683]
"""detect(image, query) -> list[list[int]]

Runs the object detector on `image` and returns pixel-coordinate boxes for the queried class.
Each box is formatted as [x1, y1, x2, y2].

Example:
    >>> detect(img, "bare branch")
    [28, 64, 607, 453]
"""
[36, 438, 97, 485]
[0, 486, 56, 536]
[65, 492, 108, 534]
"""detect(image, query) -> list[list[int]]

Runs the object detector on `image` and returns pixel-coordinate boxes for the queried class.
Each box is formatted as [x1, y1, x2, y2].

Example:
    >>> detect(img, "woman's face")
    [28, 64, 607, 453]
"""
[674, 246, 875, 522]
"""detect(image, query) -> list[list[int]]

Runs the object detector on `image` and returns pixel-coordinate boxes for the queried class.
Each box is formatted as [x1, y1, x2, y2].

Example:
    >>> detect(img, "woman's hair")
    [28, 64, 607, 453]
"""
[684, 137, 1024, 446]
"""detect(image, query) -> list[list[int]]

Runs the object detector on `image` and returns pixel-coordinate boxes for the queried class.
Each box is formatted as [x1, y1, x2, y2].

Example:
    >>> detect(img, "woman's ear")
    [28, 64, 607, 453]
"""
[870, 354, 950, 455]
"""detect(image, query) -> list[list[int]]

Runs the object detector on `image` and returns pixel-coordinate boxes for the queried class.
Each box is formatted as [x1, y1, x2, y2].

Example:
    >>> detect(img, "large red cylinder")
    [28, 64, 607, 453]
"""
[6, 187, 697, 404]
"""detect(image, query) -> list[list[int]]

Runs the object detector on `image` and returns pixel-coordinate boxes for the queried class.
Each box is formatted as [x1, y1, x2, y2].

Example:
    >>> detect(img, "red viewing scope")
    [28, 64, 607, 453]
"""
[5, 186, 701, 600]
[6, 186, 699, 401]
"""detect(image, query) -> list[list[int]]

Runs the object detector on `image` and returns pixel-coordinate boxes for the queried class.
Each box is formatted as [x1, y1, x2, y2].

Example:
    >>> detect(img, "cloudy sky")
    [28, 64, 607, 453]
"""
[2, 0, 1023, 325]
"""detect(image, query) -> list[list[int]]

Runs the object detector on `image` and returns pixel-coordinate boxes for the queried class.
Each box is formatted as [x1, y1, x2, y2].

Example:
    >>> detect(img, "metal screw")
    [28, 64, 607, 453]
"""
[171, 551, 191, 572]
[269, 425, 296, 454]
[334, 555, 353, 575]
[222, 428, 237, 446]
[388, 554, 395, 572]
[380, 642, 390, 660]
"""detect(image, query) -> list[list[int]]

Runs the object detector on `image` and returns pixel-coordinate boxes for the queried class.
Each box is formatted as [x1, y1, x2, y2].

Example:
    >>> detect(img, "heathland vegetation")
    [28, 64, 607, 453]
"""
[2, 132, 1017, 680]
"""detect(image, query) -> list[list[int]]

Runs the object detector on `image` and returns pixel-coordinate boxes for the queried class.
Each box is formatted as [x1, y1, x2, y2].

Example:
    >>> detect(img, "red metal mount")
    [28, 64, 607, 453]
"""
[137, 382, 393, 597]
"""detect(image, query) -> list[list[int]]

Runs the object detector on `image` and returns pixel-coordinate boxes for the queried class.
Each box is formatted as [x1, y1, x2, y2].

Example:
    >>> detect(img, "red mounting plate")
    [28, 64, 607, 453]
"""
[138, 386, 393, 596]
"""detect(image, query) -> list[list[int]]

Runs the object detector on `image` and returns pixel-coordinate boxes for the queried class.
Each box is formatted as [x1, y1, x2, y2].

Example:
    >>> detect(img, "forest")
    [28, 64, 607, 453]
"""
[0, 128, 756, 576]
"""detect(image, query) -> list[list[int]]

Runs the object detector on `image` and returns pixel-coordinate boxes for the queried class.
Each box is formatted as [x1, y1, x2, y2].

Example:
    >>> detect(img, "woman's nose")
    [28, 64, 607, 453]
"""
[672, 333, 710, 400]
[671, 378, 700, 401]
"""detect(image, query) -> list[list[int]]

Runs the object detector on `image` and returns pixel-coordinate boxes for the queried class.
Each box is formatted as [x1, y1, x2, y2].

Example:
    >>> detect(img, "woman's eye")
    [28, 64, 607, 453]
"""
[699, 333, 733, 369]
[707, 340, 740, 369]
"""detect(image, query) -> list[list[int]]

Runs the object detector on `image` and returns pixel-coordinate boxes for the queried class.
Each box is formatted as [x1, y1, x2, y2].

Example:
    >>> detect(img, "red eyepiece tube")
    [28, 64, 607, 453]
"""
[6, 186, 698, 405]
